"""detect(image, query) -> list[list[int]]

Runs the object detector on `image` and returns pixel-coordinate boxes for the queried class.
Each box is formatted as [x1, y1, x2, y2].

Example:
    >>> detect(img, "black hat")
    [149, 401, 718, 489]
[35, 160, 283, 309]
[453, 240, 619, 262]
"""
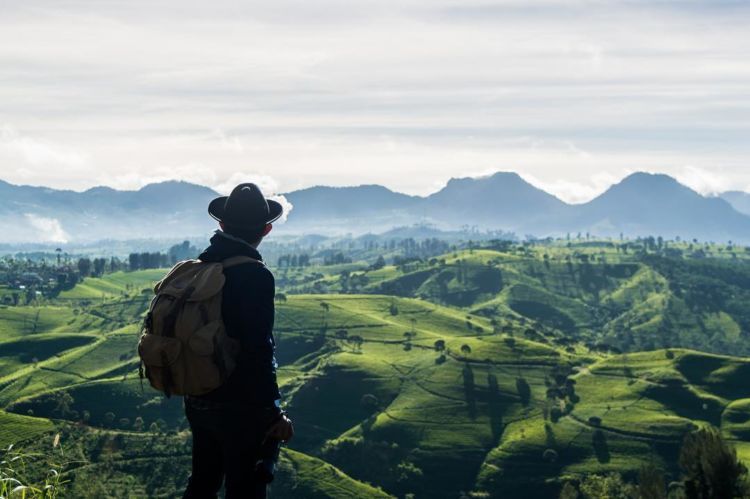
[208, 183, 283, 229]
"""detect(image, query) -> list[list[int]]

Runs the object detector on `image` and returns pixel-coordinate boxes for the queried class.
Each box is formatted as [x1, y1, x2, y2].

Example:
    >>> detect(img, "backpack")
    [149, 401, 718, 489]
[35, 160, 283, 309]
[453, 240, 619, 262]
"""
[137, 255, 262, 397]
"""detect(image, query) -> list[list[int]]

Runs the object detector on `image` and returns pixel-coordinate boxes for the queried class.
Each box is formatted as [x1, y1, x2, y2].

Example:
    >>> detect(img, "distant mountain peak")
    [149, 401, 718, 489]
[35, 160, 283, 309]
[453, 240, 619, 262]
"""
[602, 172, 692, 198]
[137, 180, 219, 196]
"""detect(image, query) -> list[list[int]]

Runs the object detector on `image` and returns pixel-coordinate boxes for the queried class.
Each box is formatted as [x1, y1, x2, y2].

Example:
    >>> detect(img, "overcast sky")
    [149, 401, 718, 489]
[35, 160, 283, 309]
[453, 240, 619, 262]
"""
[1, 0, 749, 202]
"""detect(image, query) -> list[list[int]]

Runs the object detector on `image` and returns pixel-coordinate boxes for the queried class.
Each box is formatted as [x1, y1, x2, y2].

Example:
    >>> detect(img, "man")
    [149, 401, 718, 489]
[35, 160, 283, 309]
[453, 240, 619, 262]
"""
[183, 183, 294, 499]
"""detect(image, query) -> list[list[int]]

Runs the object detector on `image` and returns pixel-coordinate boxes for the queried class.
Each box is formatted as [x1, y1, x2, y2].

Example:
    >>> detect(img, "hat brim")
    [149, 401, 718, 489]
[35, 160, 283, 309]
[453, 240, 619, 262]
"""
[208, 196, 283, 227]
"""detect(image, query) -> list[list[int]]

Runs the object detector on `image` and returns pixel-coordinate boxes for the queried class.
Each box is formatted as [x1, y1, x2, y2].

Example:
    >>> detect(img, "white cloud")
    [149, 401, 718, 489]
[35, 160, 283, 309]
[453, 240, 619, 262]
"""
[0, 1, 748, 197]
[213, 172, 294, 224]
[1, 125, 88, 169]
[520, 171, 623, 204]
[24, 214, 69, 243]
[674, 165, 734, 196]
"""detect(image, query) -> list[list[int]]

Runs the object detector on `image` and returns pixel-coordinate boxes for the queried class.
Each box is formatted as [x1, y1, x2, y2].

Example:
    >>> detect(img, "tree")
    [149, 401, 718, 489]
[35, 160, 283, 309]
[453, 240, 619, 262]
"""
[460, 344, 472, 355]
[371, 255, 386, 270]
[335, 329, 349, 340]
[638, 465, 666, 499]
[679, 426, 748, 499]
[559, 482, 578, 499]
[348, 335, 364, 352]
[578, 473, 636, 498]
[434, 339, 446, 352]
[104, 412, 116, 427]
[53, 391, 74, 417]
[93, 257, 106, 276]
[77, 258, 92, 277]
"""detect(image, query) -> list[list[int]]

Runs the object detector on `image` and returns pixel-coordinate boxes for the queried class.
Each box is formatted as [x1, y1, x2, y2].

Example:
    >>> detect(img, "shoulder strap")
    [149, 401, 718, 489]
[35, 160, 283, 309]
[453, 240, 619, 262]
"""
[222, 255, 264, 269]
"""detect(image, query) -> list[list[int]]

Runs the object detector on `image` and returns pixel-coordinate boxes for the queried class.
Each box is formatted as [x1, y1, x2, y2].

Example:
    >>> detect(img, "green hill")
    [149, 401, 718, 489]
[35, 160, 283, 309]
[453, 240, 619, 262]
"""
[308, 243, 750, 357]
[2, 244, 750, 497]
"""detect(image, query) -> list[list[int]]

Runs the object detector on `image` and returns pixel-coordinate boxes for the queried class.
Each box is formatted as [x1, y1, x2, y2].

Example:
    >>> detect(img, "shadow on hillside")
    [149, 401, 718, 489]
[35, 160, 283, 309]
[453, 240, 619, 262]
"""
[592, 429, 610, 463]
[462, 363, 477, 419]
[487, 373, 504, 442]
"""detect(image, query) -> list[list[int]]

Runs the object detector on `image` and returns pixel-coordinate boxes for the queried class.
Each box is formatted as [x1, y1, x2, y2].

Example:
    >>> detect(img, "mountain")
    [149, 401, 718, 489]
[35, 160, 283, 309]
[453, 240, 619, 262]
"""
[283, 184, 418, 233]
[2, 172, 750, 244]
[0, 180, 218, 243]
[721, 190, 750, 216]
[420, 171, 568, 231]
[572, 173, 750, 241]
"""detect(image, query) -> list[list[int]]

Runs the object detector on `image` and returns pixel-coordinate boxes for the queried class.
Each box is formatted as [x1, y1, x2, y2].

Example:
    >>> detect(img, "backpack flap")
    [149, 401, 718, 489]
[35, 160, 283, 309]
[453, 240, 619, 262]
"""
[157, 262, 226, 302]
[188, 320, 222, 356]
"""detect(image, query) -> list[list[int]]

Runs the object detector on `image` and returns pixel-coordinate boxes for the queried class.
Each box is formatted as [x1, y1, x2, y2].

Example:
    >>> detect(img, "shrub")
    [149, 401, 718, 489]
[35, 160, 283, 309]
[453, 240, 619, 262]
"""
[550, 407, 562, 422]
[542, 449, 558, 463]
[588, 416, 602, 427]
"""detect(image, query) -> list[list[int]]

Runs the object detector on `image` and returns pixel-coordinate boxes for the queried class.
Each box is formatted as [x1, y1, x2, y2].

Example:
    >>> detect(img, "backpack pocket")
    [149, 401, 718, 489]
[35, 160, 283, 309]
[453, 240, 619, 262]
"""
[138, 334, 183, 396]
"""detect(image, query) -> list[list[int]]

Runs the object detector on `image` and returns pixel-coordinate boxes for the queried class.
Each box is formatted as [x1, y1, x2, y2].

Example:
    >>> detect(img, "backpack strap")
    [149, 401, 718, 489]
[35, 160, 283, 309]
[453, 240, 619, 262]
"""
[222, 255, 264, 269]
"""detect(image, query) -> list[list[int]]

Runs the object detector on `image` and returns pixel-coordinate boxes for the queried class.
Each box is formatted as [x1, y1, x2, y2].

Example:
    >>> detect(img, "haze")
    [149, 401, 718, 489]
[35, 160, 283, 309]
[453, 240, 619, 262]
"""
[1, 0, 749, 202]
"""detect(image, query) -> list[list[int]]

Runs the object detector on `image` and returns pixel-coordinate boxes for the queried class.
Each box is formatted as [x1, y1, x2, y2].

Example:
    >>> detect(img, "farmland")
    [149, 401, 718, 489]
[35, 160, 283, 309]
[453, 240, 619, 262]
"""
[1, 239, 750, 497]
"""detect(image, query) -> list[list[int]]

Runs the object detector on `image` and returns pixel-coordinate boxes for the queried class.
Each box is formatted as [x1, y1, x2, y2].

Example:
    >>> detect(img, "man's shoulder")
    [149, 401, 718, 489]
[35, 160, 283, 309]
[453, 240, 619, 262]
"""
[225, 260, 274, 285]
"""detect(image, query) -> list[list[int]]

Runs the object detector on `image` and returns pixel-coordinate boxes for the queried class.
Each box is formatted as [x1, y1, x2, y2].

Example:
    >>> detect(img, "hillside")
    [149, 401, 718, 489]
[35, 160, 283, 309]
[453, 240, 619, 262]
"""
[281, 240, 750, 357]
[1, 248, 750, 497]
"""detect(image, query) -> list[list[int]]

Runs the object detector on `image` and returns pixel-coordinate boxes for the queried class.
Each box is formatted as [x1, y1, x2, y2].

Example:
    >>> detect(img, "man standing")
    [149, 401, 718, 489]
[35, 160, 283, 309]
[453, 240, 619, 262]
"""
[183, 183, 294, 499]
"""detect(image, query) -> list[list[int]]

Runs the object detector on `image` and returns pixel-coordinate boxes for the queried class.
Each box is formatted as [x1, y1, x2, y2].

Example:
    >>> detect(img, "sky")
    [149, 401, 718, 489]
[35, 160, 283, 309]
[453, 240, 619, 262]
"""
[1, 0, 749, 203]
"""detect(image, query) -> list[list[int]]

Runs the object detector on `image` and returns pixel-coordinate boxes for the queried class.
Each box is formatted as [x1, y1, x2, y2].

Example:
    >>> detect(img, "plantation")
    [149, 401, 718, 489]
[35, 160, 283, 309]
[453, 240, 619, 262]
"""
[1, 241, 750, 497]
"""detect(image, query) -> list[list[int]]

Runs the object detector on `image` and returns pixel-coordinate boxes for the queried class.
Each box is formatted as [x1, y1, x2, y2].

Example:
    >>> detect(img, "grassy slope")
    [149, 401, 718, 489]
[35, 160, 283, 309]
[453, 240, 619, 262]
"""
[0, 410, 55, 448]
[57, 269, 165, 300]
[2, 251, 750, 497]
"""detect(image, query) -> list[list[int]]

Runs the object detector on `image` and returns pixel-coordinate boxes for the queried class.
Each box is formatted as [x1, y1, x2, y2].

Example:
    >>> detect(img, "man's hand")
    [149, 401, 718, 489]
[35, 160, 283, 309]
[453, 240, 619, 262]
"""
[265, 413, 294, 443]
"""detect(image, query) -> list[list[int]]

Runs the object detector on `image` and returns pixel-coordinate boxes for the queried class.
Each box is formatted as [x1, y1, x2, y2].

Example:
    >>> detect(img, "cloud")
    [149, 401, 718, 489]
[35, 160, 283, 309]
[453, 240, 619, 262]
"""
[673, 165, 734, 196]
[214, 172, 293, 224]
[1, 125, 88, 169]
[519, 171, 623, 204]
[0, 0, 749, 197]
[269, 194, 294, 224]
[24, 214, 69, 243]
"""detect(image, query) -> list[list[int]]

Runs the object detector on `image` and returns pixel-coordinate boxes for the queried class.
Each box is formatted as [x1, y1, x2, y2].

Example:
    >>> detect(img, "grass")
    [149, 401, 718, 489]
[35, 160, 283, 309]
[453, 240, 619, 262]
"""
[280, 448, 393, 498]
[0, 410, 54, 448]
[57, 269, 165, 300]
[2, 242, 750, 496]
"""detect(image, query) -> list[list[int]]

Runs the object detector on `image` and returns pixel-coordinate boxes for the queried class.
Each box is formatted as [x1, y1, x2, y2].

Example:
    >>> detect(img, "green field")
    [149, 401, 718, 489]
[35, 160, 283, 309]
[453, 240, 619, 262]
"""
[1, 243, 750, 497]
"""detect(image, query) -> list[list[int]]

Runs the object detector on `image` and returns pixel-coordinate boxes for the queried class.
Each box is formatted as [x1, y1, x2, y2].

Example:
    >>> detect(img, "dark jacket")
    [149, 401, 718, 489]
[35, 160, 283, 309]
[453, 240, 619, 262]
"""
[193, 231, 281, 407]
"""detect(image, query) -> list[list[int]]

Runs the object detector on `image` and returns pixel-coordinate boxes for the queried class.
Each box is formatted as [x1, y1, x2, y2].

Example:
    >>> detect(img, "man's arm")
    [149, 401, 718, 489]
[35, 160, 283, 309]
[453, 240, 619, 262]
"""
[223, 265, 281, 402]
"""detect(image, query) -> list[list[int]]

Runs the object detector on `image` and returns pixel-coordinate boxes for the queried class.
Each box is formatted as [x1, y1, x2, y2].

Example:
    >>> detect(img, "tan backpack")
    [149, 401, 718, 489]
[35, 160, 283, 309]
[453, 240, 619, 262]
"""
[137, 256, 262, 397]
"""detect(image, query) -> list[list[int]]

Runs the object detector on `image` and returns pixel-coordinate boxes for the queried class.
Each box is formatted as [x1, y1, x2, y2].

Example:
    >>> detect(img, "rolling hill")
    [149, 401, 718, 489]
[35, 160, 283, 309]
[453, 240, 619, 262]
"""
[2, 242, 750, 497]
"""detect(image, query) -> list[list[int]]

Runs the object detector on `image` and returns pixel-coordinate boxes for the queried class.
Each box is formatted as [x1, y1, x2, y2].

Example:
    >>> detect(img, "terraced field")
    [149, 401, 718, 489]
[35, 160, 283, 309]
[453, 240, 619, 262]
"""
[1, 244, 750, 497]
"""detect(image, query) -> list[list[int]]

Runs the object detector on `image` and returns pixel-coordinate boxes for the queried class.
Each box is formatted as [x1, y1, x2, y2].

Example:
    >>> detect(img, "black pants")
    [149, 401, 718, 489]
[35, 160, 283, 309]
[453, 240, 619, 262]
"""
[183, 398, 278, 499]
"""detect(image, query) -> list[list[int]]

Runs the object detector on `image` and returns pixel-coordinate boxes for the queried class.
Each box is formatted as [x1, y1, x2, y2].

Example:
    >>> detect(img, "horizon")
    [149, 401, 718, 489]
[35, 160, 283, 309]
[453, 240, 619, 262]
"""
[2, 169, 748, 205]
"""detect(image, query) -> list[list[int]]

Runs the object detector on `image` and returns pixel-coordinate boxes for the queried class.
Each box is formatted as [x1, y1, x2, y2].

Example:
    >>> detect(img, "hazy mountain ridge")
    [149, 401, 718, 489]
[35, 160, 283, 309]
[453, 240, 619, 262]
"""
[721, 191, 750, 216]
[1, 172, 750, 243]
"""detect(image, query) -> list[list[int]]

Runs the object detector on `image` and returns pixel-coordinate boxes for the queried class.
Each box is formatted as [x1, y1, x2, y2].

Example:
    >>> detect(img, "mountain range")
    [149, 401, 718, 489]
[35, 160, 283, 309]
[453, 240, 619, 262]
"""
[2, 171, 750, 243]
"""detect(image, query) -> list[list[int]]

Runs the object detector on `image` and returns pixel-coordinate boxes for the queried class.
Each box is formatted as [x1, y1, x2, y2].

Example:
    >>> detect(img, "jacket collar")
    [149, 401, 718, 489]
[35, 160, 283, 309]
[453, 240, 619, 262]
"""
[198, 230, 263, 263]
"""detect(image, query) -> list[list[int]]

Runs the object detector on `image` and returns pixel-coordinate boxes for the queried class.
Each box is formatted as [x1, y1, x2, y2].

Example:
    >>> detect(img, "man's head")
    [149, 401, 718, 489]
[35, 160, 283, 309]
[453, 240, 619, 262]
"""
[208, 183, 283, 246]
